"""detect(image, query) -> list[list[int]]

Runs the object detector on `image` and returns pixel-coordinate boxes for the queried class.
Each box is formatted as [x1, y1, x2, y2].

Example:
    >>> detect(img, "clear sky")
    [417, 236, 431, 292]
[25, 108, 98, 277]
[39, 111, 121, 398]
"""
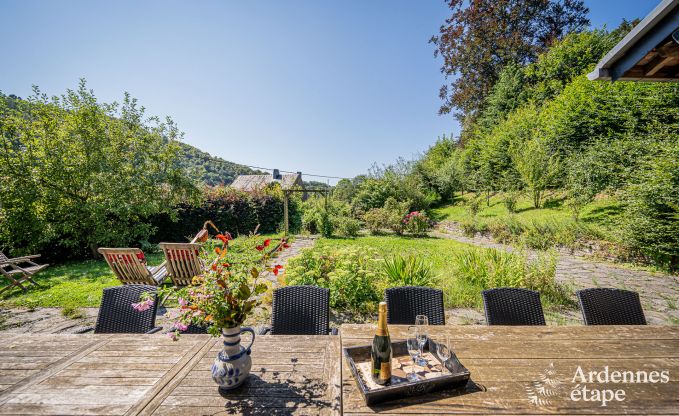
[0, 0, 658, 182]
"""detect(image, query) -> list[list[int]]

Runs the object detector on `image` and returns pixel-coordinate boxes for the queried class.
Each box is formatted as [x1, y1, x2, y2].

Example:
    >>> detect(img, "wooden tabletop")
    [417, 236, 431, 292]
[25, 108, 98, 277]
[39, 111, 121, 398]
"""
[0, 334, 341, 416]
[1, 326, 677, 415]
[341, 324, 679, 415]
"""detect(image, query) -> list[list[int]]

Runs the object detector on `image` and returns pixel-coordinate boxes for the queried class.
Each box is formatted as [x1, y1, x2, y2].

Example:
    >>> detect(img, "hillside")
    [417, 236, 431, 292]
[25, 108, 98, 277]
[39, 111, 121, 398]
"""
[177, 142, 263, 186]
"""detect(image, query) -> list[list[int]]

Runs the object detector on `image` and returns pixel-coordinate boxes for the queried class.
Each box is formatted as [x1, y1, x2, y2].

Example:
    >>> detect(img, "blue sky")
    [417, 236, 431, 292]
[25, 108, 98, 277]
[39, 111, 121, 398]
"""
[0, 1, 657, 182]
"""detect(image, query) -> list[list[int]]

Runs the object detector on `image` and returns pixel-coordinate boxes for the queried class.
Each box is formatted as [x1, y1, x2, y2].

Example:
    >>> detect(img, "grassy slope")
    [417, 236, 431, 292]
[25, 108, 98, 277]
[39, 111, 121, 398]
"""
[432, 192, 623, 235]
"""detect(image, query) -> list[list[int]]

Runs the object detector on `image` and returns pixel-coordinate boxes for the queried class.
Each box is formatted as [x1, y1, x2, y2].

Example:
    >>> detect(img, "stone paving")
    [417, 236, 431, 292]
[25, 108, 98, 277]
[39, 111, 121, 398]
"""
[433, 223, 679, 326]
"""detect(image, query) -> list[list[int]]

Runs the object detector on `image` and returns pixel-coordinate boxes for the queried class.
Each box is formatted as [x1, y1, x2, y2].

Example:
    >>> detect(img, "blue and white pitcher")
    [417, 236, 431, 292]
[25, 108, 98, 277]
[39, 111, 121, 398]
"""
[211, 326, 255, 391]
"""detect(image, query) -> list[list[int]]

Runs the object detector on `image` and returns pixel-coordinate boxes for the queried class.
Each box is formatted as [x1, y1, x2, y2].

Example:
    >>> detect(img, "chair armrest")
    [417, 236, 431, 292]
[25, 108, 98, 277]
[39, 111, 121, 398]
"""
[12, 254, 41, 261]
[146, 326, 163, 334]
[330, 328, 339, 336]
[256, 326, 271, 335]
[73, 326, 94, 334]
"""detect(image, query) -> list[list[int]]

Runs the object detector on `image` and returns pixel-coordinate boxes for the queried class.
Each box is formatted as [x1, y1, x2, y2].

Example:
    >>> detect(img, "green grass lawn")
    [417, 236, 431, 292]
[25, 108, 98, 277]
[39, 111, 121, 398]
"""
[432, 192, 622, 230]
[0, 234, 286, 309]
[430, 192, 624, 251]
[0, 253, 164, 309]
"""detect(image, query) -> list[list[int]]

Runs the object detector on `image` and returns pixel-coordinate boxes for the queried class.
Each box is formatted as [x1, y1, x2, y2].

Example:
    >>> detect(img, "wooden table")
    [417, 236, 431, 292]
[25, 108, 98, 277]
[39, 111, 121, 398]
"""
[0, 334, 341, 415]
[2, 327, 677, 415]
[341, 324, 679, 415]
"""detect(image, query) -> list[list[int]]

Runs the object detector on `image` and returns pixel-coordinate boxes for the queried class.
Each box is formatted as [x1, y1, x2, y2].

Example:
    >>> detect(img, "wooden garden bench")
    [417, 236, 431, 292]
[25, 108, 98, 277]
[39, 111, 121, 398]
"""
[159, 242, 204, 286]
[98, 247, 167, 286]
[0, 252, 49, 295]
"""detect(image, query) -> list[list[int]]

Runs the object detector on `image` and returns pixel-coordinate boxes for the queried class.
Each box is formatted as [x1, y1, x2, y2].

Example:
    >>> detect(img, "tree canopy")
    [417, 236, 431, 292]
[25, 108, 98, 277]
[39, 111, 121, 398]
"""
[431, 0, 589, 128]
[0, 80, 199, 258]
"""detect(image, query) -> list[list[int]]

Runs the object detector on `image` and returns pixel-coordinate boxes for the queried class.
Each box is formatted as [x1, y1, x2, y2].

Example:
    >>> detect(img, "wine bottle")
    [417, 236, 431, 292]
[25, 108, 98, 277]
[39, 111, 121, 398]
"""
[371, 301, 392, 385]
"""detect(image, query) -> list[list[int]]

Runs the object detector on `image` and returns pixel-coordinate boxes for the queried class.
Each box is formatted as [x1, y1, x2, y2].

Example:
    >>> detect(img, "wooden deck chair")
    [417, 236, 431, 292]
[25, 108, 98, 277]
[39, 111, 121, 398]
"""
[159, 243, 204, 286]
[0, 252, 48, 295]
[98, 248, 167, 286]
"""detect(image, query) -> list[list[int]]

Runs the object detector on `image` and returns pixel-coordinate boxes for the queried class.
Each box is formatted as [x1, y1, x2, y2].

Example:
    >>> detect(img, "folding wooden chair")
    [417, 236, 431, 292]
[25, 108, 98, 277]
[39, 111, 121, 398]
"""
[0, 251, 49, 295]
[159, 243, 204, 286]
[98, 248, 167, 286]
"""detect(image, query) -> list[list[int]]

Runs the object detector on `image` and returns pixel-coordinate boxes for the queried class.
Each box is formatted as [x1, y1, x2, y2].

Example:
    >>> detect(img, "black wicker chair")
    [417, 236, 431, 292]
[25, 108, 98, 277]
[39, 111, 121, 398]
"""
[93, 285, 162, 334]
[482, 288, 546, 325]
[577, 288, 647, 325]
[384, 286, 445, 325]
[260, 285, 334, 335]
[169, 323, 209, 334]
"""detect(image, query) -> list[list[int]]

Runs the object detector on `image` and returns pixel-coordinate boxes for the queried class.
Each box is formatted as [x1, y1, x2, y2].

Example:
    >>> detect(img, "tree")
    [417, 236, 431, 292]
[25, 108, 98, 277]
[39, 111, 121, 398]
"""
[511, 137, 559, 208]
[0, 80, 199, 258]
[431, 0, 589, 125]
[620, 134, 679, 270]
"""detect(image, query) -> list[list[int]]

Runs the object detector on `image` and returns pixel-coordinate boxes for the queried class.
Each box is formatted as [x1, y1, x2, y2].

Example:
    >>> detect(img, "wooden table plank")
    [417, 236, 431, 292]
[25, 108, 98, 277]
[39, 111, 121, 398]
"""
[0, 334, 209, 416]
[341, 325, 679, 415]
[143, 335, 342, 416]
[0, 334, 111, 406]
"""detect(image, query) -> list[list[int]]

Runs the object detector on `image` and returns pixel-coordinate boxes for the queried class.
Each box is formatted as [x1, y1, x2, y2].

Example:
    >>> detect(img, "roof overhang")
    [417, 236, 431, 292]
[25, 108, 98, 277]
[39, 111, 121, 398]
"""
[588, 0, 679, 82]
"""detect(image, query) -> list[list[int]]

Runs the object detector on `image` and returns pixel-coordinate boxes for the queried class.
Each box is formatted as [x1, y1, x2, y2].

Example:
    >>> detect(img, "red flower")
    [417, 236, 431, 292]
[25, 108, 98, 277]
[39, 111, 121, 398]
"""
[263, 239, 271, 247]
[216, 234, 230, 244]
[211, 263, 217, 271]
[272, 265, 283, 276]
[282, 243, 290, 249]
[256, 245, 264, 251]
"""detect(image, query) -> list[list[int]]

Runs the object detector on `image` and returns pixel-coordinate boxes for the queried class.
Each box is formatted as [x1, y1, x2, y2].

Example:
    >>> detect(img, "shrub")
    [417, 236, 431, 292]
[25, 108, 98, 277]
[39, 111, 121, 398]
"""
[285, 246, 382, 313]
[151, 186, 288, 242]
[383, 255, 436, 287]
[460, 219, 484, 237]
[465, 196, 483, 217]
[502, 191, 519, 213]
[335, 216, 361, 238]
[451, 247, 571, 307]
[360, 197, 409, 235]
[363, 208, 385, 235]
[301, 197, 356, 237]
[383, 197, 409, 235]
[403, 211, 432, 236]
[620, 136, 679, 270]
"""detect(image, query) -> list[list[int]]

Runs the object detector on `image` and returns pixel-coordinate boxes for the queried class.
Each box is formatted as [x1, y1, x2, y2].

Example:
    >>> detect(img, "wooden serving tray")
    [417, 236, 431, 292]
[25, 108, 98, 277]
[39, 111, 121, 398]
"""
[344, 340, 471, 405]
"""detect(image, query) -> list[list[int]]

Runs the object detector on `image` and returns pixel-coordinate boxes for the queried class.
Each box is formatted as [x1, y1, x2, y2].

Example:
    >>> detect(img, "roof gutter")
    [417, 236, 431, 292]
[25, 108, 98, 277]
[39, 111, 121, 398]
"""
[588, 0, 679, 81]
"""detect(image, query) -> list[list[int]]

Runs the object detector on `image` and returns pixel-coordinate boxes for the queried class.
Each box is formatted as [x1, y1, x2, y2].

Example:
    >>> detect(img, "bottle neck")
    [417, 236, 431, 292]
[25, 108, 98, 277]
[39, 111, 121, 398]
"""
[376, 309, 389, 337]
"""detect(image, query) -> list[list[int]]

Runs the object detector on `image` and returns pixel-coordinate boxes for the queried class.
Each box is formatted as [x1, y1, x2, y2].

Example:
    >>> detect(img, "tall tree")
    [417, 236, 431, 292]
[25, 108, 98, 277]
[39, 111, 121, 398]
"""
[0, 80, 199, 258]
[431, 0, 589, 125]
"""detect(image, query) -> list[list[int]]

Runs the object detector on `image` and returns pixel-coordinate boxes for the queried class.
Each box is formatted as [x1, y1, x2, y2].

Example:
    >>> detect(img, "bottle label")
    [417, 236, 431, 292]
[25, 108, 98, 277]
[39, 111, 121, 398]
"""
[380, 361, 392, 381]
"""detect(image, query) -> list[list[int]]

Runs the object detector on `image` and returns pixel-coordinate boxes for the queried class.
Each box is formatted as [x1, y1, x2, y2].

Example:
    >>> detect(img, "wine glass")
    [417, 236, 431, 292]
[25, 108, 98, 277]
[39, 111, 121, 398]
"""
[435, 334, 452, 369]
[414, 315, 428, 366]
[406, 327, 421, 382]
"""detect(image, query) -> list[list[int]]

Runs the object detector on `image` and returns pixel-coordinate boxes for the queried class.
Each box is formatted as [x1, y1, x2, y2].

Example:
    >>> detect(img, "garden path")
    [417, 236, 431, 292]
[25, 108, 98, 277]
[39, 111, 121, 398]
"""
[0, 236, 319, 334]
[433, 222, 679, 326]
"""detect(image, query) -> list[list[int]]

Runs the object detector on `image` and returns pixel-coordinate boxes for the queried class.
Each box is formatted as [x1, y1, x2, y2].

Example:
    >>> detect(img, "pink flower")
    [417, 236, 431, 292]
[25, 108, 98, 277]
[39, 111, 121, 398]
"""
[175, 322, 189, 332]
[166, 331, 178, 341]
[178, 297, 188, 307]
[131, 298, 154, 312]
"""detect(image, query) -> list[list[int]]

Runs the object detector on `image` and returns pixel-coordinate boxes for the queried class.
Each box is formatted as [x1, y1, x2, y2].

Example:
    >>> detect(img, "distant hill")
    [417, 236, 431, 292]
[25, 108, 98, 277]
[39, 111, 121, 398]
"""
[304, 180, 331, 189]
[177, 142, 264, 186]
[1, 93, 262, 186]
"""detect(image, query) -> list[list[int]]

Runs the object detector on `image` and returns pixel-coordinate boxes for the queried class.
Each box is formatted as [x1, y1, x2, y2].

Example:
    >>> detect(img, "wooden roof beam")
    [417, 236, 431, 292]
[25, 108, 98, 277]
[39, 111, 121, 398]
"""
[645, 55, 676, 76]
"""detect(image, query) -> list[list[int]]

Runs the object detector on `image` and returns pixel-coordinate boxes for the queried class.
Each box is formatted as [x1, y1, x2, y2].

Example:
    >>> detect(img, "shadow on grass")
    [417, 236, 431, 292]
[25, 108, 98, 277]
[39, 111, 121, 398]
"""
[581, 204, 624, 223]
